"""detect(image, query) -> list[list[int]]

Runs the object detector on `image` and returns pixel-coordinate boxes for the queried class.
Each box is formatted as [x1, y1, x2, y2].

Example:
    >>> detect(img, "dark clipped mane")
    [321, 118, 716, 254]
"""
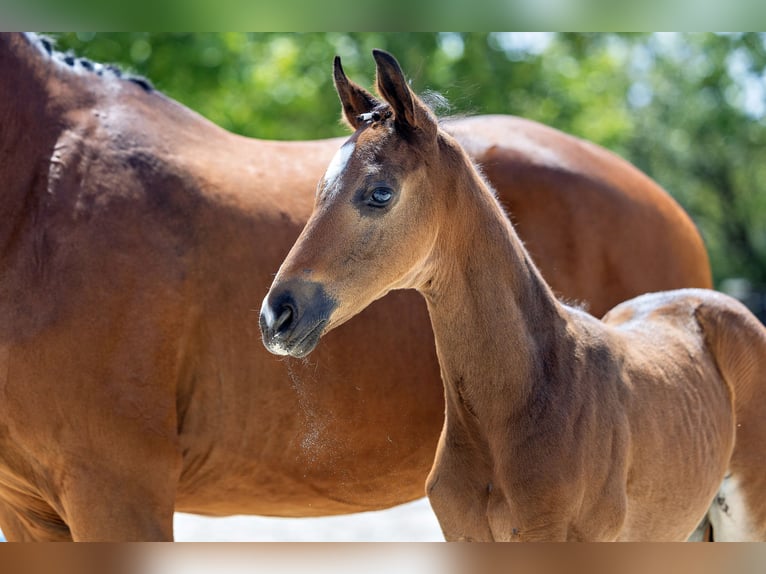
[28, 33, 153, 93]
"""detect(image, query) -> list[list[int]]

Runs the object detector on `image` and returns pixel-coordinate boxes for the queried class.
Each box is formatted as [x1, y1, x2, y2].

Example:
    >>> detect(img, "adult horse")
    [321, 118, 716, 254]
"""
[0, 33, 711, 540]
[260, 50, 766, 541]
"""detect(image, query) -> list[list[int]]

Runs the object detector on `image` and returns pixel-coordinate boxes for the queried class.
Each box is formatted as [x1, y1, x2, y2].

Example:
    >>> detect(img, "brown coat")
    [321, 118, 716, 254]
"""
[262, 50, 766, 541]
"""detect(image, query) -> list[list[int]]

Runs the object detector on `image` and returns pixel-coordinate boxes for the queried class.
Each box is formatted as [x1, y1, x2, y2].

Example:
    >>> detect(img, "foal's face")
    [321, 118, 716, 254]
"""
[260, 51, 442, 358]
[260, 119, 440, 357]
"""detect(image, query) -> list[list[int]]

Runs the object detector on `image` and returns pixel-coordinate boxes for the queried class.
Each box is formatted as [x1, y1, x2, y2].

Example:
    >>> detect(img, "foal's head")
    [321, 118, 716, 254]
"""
[260, 50, 462, 358]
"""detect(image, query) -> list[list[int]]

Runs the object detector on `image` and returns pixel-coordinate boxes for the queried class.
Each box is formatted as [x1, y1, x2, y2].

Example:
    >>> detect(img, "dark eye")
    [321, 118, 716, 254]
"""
[369, 187, 394, 207]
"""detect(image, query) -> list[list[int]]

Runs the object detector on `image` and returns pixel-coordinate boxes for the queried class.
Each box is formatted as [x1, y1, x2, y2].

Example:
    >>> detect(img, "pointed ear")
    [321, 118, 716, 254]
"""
[334, 56, 381, 130]
[372, 49, 437, 140]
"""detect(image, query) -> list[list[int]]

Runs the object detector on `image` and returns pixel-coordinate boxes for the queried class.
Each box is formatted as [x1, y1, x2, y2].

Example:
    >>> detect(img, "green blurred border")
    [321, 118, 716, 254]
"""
[3, 0, 766, 31]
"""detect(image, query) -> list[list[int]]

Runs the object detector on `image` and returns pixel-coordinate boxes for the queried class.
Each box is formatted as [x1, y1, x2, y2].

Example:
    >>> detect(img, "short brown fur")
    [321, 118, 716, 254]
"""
[262, 51, 766, 541]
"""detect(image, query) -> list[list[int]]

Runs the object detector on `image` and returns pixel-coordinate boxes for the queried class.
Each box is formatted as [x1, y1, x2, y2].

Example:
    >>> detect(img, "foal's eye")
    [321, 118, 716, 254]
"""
[369, 187, 394, 207]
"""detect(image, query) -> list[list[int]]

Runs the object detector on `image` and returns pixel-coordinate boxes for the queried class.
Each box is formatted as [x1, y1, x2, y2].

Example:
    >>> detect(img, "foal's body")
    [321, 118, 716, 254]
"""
[261, 51, 766, 541]
[421, 189, 761, 540]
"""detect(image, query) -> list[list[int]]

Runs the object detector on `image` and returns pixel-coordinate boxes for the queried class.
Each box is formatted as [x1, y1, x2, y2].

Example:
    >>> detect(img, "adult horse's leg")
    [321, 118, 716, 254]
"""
[46, 373, 182, 541]
[0, 500, 71, 541]
[0, 320, 184, 540]
[60, 455, 179, 541]
[0, 480, 176, 542]
[0, 419, 180, 541]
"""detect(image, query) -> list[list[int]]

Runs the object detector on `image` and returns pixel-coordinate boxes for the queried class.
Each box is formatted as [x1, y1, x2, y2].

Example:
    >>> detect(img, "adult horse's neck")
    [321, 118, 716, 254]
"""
[0, 34, 79, 254]
[0, 34, 66, 139]
[421, 137, 573, 431]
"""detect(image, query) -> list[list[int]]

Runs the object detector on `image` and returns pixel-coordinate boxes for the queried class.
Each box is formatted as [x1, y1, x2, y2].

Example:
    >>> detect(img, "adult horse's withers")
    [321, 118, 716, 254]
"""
[0, 33, 711, 540]
[261, 50, 766, 541]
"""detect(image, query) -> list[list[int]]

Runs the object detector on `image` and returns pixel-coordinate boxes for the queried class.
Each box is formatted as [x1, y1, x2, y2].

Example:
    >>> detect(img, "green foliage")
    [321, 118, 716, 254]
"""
[49, 33, 766, 296]
[622, 33, 766, 287]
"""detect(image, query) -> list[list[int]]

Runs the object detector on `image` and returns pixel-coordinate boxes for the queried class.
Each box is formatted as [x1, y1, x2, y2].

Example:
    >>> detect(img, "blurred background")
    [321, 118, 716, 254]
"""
[48, 32, 766, 321]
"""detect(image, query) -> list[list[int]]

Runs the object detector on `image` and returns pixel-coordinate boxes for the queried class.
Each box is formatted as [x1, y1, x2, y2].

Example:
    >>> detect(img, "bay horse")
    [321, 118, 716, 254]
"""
[260, 50, 766, 541]
[0, 33, 711, 541]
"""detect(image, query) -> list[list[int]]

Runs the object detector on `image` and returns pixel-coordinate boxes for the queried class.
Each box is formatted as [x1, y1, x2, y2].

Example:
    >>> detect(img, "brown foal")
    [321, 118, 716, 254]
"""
[261, 50, 766, 541]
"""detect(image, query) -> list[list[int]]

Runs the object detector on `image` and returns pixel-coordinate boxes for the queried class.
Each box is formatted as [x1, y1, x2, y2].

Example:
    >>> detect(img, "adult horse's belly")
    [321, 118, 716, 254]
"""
[175, 290, 442, 516]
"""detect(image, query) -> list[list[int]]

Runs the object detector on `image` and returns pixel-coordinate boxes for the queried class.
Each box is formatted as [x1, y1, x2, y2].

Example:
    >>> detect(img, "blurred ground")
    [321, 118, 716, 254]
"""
[174, 497, 443, 542]
[0, 497, 442, 542]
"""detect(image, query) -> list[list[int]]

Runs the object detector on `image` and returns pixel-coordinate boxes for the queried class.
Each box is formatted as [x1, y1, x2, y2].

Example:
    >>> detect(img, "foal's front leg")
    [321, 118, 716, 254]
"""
[425, 430, 496, 541]
[486, 493, 573, 541]
[426, 470, 494, 541]
[427, 458, 574, 541]
[426, 418, 583, 542]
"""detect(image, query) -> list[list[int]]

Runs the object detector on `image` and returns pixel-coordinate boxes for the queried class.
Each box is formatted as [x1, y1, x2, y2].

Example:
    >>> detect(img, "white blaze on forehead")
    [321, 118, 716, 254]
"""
[322, 140, 355, 193]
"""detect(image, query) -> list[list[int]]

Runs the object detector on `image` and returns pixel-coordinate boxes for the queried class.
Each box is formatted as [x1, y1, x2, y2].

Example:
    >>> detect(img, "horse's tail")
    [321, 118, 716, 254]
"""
[694, 291, 766, 541]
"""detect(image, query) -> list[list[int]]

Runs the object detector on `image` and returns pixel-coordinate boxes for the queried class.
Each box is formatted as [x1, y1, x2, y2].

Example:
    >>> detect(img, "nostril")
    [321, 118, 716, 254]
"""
[260, 293, 297, 337]
[260, 280, 334, 357]
[272, 303, 294, 334]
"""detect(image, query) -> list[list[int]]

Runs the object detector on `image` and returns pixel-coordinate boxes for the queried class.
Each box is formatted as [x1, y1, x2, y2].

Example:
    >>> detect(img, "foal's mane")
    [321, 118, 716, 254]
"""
[27, 33, 154, 93]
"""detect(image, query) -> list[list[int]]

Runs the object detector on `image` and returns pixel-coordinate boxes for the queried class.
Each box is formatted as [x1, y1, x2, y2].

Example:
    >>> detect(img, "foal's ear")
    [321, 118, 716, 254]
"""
[372, 49, 437, 140]
[333, 56, 381, 130]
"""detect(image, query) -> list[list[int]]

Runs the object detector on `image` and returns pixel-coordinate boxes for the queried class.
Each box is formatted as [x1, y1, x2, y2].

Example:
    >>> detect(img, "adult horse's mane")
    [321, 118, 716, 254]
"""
[26, 33, 153, 92]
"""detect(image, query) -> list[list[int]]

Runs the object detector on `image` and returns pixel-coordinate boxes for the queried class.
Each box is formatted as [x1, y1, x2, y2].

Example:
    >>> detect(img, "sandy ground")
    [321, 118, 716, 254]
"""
[174, 497, 443, 542]
[0, 497, 443, 542]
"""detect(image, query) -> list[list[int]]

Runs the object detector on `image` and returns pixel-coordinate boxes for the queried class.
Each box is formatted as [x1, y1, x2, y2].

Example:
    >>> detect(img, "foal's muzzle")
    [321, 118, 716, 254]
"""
[259, 279, 336, 358]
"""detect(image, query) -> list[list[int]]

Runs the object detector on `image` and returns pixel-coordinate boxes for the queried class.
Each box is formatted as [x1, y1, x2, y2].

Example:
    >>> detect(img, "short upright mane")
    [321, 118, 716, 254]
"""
[355, 90, 452, 128]
[26, 33, 154, 93]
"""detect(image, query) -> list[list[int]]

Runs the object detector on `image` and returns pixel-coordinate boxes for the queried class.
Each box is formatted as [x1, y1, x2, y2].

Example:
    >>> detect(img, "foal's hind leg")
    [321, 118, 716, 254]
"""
[687, 515, 712, 542]
[696, 297, 766, 541]
[707, 472, 766, 541]
[713, 337, 766, 540]
[710, 367, 766, 540]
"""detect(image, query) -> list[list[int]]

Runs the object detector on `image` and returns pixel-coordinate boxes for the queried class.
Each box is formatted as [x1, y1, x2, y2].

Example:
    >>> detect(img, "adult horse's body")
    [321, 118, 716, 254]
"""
[0, 33, 711, 540]
[260, 50, 766, 541]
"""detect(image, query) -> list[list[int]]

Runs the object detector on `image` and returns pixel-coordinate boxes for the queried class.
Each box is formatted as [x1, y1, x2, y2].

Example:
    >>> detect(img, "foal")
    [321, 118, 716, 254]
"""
[261, 51, 766, 541]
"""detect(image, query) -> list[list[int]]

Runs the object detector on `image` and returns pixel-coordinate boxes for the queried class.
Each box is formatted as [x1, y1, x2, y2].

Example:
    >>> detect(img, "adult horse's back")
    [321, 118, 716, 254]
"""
[0, 33, 711, 540]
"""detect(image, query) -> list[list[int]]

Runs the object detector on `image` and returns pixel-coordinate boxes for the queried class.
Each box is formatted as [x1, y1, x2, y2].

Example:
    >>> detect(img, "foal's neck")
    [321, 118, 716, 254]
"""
[422, 140, 572, 422]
